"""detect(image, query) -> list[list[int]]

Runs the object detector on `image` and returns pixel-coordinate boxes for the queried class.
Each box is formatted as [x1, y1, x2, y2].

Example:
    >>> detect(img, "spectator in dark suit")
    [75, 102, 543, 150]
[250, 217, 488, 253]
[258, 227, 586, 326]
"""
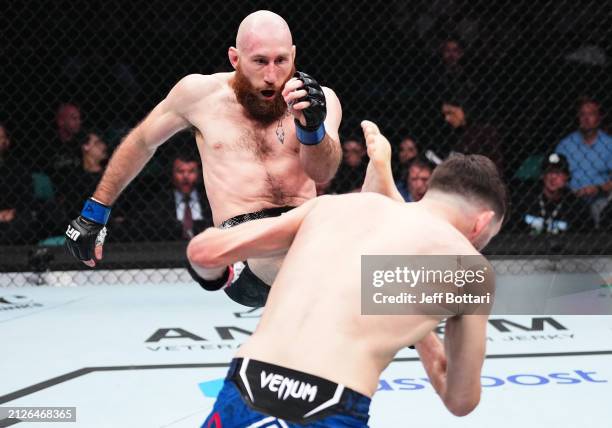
[134, 152, 213, 242]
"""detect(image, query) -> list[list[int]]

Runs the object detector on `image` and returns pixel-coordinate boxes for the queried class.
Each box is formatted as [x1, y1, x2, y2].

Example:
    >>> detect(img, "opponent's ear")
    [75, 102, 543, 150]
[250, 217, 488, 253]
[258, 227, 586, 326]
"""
[228, 47, 239, 69]
[291, 45, 296, 63]
[468, 210, 495, 242]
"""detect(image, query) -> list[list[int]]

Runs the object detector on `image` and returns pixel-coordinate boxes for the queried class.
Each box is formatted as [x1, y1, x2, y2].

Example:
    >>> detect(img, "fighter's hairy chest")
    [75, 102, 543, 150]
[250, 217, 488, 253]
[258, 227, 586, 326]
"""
[193, 109, 299, 161]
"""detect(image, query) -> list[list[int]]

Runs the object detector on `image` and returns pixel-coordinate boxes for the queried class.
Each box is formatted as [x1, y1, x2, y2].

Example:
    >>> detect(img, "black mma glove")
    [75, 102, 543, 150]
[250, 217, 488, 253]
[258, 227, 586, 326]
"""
[187, 262, 234, 291]
[293, 71, 327, 145]
[65, 198, 111, 262]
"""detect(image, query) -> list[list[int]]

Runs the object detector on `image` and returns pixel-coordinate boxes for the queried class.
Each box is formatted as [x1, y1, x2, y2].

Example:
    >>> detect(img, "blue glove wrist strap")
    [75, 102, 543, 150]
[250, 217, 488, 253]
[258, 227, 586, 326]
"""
[81, 198, 111, 225]
[295, 122, 326, 145]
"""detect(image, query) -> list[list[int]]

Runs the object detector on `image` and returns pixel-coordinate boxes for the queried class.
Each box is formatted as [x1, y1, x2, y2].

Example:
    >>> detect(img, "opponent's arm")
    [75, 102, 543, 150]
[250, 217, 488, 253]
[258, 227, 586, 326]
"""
[416, 315, 488, 417]
[417, 255, 493, 416]
[187, 197, 321, 275]
[65, 74, 213, 267]
[283, 72, 342, 183]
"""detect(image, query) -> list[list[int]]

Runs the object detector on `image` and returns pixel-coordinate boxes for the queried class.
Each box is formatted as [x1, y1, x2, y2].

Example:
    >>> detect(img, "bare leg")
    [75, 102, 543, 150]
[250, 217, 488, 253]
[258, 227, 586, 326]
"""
[360, 121, 405, 202]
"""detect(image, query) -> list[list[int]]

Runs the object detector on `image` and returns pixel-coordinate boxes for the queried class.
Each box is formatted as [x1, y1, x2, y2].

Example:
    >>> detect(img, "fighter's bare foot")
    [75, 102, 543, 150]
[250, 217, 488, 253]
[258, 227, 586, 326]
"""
[360, 121, 404, 201]
[362, 120, 392, 169]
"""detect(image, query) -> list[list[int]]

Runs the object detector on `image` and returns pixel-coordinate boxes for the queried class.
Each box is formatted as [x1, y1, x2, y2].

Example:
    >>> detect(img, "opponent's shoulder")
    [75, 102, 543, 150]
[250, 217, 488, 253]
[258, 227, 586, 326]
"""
[418, 217, 482, 256]
[317, 192, 394, 211]
[439, 236, 483, 258]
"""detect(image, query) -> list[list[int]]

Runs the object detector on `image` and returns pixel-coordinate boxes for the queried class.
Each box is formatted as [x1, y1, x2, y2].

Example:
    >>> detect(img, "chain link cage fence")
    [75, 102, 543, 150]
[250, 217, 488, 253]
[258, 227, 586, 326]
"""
[1, 0, 611, 284]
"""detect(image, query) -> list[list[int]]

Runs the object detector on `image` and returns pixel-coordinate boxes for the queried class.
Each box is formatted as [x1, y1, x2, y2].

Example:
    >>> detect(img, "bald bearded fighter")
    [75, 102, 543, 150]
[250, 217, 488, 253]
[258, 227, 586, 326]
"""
[64, 11, 342, 306]
[188, 121, 507, 427]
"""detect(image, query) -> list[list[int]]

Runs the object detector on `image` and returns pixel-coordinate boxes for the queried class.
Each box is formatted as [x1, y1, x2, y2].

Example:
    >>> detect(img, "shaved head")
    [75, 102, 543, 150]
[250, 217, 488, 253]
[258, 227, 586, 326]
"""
[236, 10, 293, 53]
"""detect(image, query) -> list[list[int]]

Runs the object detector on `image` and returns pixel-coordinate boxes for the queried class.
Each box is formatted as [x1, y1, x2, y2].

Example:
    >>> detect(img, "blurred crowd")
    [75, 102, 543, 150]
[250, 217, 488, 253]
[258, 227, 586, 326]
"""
[1, 36, 610, 246]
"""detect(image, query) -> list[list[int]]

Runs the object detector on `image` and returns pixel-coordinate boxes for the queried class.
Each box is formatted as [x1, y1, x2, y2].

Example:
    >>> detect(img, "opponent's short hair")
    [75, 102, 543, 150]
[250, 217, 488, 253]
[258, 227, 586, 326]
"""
[428, 154, 507, 221]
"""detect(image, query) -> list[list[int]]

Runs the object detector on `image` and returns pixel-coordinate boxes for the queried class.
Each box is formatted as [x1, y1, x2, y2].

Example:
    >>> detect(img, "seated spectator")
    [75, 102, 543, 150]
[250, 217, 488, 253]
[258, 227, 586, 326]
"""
[427, 36, 473, 105]
[39, 131, 133, 244]
[132, 152, 213, 241]
[439, 93, 504, 174]
[329, 138, 367, 194]
[422, 36, 478, 133]
[59, 131, 109, 217]
[555, 97, 612, 226]
[39, 103, 83, 195]
[438, 36, 468, 87]
[396, 157, 435, 202]
[398, 135, 418, 166]
[0, 123, 38, 245]
[512, 153, 593, 235]
[393, 135, 419, 181]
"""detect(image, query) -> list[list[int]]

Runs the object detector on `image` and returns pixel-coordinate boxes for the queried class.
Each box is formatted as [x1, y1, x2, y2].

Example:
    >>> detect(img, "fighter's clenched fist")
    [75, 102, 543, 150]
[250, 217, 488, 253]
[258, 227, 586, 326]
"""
[283, 71, 327, 145]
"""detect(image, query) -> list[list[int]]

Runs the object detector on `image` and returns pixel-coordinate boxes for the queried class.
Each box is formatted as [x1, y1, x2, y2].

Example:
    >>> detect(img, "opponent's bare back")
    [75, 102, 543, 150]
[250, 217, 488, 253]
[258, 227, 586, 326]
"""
[236, 193, 491, 395]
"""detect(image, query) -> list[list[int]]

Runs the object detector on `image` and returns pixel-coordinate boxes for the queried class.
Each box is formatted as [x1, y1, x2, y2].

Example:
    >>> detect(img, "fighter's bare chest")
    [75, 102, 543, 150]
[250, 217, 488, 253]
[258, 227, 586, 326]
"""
[194, 109, 299, 161]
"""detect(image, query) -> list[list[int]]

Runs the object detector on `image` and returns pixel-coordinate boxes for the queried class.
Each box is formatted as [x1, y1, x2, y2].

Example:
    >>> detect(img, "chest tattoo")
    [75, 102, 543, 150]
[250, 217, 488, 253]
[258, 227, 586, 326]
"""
[275, 119, 284, 144]
[275, 111, 292, 144]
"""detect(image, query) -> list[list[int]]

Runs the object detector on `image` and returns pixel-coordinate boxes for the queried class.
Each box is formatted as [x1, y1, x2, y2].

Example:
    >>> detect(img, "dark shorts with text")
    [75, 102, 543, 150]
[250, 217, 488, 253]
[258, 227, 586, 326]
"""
[202, 358, 371, 427]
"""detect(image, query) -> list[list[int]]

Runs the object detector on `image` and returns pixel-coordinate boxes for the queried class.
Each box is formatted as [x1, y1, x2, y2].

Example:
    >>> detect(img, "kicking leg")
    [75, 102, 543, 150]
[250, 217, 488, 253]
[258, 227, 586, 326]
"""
[360, 120, 404, 202]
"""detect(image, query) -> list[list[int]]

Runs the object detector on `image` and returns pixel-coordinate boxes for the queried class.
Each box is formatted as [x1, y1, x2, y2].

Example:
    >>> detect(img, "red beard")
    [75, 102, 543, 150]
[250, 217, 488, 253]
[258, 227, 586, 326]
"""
[231, 65, 295, 125]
